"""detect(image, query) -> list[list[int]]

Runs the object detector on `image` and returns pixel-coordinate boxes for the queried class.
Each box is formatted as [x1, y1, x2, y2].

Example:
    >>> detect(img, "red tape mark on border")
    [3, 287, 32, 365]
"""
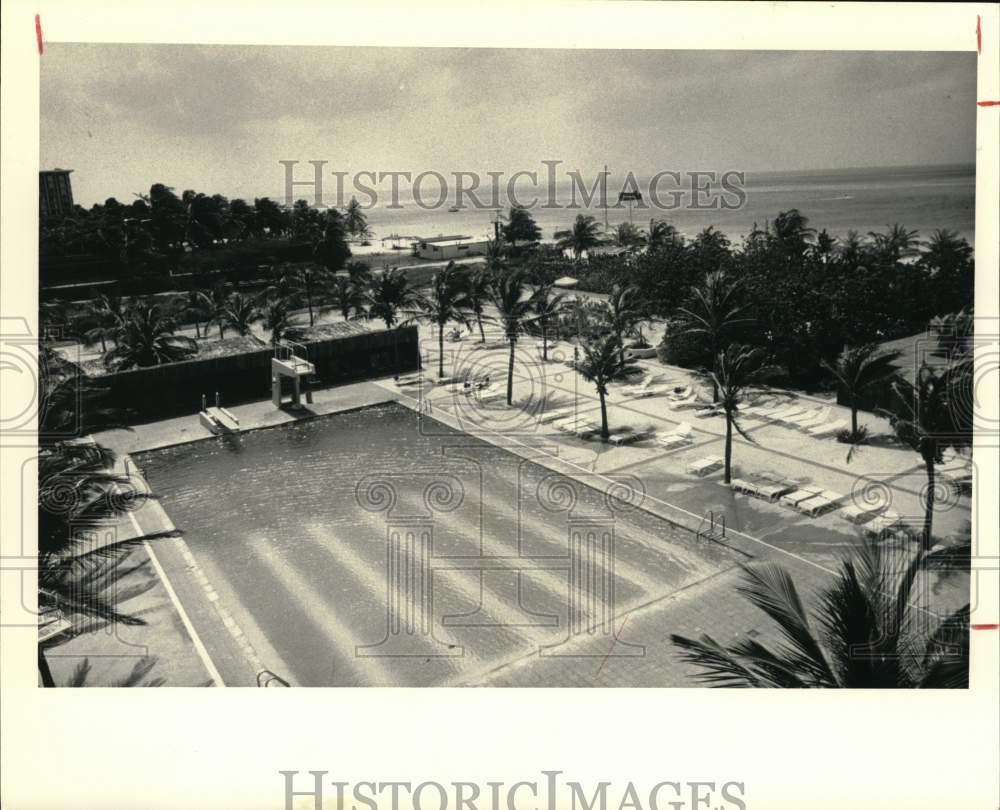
[971, 624, 999, 630]
[978, 101, 1000, 107]
[35, 14, 43, 55]
[976, 15, 982, 55]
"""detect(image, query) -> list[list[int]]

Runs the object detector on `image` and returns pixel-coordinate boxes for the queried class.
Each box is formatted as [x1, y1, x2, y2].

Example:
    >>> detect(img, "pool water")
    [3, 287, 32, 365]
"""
[137, 402, 743, 686]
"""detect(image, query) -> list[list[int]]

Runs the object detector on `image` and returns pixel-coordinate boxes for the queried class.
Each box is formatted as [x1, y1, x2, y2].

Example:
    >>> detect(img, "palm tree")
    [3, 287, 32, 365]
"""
[532, 284, 567, 361]
[175, 290, 211, 339]
[676, 270, 752, 401]
[87, 293, 128, 350]
[554, 214, 605, 259]
[219, 292, 260, 337]
[344, 260, 372, 285]
[703, 344, 778, 483]
[293, 265, 332, 327]
[343, 197, 369, 237]
[489, 270, 538, 405]
[672, 543, 969, 688]
[820, 344, 902, 440]
[38, 441, 176, 685]
[576, 335, 638, 440]
[868, 223, 920, 264]
[201, 282, 233, 340]
[465, 267, 493, 343]
[329, 274, 367, 321]
[414, 262, 472, 378]
[613, 222, 645, 248]
[102, 302, 198, 371]
[603, 283, 645, 360]
[878, 361, 973, 548]
[260, 299, 293, 347]
[38, 346, 127, 444]
[646, 219, 681, 251]
[364, 267, 420, 330]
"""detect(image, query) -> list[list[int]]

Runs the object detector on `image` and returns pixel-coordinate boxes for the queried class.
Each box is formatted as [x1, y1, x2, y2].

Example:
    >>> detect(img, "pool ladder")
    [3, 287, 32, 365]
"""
[697, 510, 726, 542]
[257, 669, 290, 687]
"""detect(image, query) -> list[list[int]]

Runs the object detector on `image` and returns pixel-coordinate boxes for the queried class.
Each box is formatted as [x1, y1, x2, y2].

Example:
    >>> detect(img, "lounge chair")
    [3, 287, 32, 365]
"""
[763, 404, 807, 424]
[779, 487, 824, 508]
[778, 406, 828, 427]
[686, 456, 724, 477]
[808, 419, 847, 437]
[840, 503, 885, 525]
[786, 406, 832, 430]
[738, 402, 781, 420]
[556, 416, 596, 434]
[608, 431, 649, 446]
[753, 473, 798, 501]
[692, 405, 724, 419]
[797, 490, 846, 517]
[673, 391, 714, 410]
[864, 510, 904, 535]
[538, 406, 577, 424]
[656, 423, 694, 448]
[730, 476, 763, 496]
[394, 373, 424, 386]
[619, 376, 654, 396]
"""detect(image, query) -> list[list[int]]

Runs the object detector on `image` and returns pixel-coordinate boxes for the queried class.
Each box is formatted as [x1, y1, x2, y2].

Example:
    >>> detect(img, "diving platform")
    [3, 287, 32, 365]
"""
[271, 342, 316, 408]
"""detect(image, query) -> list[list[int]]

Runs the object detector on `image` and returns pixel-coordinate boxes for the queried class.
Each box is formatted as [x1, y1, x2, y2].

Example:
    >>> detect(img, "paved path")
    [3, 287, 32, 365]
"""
[77, 319, 970, 686]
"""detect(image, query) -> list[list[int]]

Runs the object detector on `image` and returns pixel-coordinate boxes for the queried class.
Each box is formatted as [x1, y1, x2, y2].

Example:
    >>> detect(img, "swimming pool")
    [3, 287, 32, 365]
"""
[137, 402, 743, 686]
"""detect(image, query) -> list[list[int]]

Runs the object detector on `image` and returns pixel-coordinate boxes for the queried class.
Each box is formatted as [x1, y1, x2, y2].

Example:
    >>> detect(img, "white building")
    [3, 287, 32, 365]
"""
[411, 235, 489, 260]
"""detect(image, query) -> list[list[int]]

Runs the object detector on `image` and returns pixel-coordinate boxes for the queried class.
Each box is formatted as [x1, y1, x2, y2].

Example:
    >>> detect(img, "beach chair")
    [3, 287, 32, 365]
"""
[779, 486, 824, 508]
[777, 405, 827, 427]
[730, 476, 763, 497]
[686, 456, 724, 477]
[656, 423, 694, 449]
[692, 404, 724, 419]
[797, 490, 846, 517]
[608, 431, 649, 447]
[674, 391, 714, 410]
[786, 406, 833, 430]
[737, 401, 780, 420]
[864, 510, 904, 536]
[840, 502, 885, 525]
[667, 385, 693, 401]
[753, 473, 798, 501]
[619, 375, 654, 396]
[808, 419, 847, 438]
[762, 404, 807, 424]
[539, 406, 577, 425]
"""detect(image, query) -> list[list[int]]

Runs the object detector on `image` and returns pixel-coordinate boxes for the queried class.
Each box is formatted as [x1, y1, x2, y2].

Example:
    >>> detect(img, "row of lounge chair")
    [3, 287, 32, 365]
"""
[740, 400, 846, 437]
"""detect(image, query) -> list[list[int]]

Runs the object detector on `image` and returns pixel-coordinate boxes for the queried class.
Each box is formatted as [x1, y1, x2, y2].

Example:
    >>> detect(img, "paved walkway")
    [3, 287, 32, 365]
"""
[75, 318, 971, 686]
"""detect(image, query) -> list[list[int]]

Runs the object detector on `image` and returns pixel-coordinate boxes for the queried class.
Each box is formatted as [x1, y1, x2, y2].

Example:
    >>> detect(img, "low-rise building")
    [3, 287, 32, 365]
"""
[411, 235, 489, 260]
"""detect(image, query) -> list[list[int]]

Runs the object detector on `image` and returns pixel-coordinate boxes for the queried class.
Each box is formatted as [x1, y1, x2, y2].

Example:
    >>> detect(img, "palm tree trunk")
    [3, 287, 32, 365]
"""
[100, 335, 107, 352]
[438, 324, 445, 378]
[598, 387, 609, 440]
[219, 322, 225, 340]
[542, 325, 548, 361]
[38, 648, 55, 687]
[851, 404, 859, 437]
[308, 297, 315, 326]
[923, 456, 935, 549]
[724, 411, 734, 484]
[507, 337, 516, 405]
[477, 313, 485, 343]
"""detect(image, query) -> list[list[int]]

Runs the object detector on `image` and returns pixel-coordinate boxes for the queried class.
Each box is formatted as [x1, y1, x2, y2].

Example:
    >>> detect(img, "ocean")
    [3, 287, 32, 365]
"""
[263, 163, 977, 251]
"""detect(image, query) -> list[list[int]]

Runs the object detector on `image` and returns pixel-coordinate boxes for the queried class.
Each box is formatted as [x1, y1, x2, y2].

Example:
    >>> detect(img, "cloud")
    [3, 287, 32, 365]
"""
[41, 44, 976, 206]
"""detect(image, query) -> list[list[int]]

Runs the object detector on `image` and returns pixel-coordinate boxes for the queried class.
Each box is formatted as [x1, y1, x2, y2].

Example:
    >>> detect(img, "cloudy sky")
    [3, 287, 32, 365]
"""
[41, 45, 976, 207]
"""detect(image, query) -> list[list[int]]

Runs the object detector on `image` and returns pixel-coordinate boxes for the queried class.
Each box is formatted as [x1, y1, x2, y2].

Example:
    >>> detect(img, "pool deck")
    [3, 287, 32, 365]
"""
[70, 317, 972, 687]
